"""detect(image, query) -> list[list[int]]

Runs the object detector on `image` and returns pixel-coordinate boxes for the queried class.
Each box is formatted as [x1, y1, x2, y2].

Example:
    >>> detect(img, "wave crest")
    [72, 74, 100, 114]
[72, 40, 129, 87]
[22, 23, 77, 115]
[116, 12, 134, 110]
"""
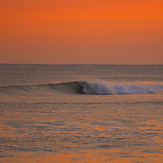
[0, 81, 163, 95]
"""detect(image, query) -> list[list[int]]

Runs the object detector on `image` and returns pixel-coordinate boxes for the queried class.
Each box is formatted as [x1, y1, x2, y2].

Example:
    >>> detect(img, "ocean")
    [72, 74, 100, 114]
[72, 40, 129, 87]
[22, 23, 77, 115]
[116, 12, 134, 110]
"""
[0, 64, 163, 163]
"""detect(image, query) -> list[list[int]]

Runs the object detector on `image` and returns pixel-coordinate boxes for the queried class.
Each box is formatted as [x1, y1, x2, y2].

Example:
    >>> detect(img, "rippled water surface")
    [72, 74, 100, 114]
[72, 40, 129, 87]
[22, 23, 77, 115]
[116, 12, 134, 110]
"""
[0, 64, 163, 162]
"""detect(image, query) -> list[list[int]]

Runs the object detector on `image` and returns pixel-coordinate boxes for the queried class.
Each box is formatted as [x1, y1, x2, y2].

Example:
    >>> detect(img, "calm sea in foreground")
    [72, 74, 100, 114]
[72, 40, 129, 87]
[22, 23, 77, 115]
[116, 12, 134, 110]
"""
[0, 64, 163, 163]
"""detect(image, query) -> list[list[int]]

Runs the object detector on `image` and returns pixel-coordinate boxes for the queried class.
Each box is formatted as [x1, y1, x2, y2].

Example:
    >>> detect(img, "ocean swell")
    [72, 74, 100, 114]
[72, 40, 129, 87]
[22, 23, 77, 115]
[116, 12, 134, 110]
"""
[0, 81, 163, 95]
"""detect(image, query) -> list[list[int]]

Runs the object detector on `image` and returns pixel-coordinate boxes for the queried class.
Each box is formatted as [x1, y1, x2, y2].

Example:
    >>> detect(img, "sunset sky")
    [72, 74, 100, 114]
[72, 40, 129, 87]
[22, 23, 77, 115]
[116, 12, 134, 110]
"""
[0, 0, 163, 64]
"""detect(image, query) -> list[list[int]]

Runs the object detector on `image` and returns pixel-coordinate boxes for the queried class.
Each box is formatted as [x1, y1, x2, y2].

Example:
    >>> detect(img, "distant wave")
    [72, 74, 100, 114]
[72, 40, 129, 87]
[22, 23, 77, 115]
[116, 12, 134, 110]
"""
[0, 81, 163, 95]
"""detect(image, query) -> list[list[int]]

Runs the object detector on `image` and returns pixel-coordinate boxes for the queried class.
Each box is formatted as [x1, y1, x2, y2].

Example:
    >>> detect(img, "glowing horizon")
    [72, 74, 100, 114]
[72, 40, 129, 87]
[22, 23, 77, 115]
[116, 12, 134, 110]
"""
[0, 0, 163, 64]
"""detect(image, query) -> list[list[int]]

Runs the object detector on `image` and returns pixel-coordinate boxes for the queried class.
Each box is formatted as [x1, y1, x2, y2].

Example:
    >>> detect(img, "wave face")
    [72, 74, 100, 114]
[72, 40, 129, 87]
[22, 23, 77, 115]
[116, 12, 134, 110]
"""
[0, 81, 163, 95]
[0, 82, 80, 95]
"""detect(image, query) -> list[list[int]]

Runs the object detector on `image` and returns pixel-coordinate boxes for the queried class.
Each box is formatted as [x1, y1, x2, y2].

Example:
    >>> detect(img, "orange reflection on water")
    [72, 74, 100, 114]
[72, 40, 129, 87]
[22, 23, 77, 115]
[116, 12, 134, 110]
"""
[1, 149, 162, 163]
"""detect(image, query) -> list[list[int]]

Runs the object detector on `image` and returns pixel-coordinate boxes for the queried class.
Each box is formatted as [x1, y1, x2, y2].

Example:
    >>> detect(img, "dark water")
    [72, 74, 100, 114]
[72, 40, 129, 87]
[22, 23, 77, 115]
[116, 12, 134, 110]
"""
[0, 64, 163, 163]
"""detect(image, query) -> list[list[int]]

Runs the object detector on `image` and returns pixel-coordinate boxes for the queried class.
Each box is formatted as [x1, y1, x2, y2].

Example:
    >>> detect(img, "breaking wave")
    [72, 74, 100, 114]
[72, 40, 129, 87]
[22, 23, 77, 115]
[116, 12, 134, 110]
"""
[0, 80, 163, 96]
[80, 81, 163, 95]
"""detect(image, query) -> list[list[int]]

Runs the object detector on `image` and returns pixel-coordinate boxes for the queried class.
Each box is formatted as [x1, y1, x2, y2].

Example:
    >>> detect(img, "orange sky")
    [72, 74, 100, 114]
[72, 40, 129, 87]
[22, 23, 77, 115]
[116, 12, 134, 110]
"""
[0, 0, 163, 64]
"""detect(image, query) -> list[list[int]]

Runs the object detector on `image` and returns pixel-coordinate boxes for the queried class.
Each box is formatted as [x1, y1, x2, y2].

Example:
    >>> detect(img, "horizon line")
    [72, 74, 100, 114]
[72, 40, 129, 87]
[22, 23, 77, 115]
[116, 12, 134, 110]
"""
[0, 63, 163, 66]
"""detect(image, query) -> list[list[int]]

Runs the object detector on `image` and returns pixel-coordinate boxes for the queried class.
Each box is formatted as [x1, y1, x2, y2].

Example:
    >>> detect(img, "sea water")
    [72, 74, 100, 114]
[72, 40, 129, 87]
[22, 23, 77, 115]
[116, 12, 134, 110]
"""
[0, 64, 163, 163]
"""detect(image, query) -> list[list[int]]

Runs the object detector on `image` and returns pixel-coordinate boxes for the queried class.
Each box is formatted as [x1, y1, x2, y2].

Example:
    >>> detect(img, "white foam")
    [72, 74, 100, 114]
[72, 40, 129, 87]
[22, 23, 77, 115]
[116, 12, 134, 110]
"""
[82, 80, 163, 95]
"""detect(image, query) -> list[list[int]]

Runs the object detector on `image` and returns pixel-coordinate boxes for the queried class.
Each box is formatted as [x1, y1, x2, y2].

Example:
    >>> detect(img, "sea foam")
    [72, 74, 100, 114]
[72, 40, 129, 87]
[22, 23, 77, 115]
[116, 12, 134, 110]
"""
[80, 80, 163, 95]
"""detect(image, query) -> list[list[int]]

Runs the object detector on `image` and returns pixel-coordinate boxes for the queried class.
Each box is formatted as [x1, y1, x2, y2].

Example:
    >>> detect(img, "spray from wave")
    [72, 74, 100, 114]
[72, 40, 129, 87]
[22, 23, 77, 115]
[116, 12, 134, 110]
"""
[80, 81, 163, 95]
[0, 80, 163, 96]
